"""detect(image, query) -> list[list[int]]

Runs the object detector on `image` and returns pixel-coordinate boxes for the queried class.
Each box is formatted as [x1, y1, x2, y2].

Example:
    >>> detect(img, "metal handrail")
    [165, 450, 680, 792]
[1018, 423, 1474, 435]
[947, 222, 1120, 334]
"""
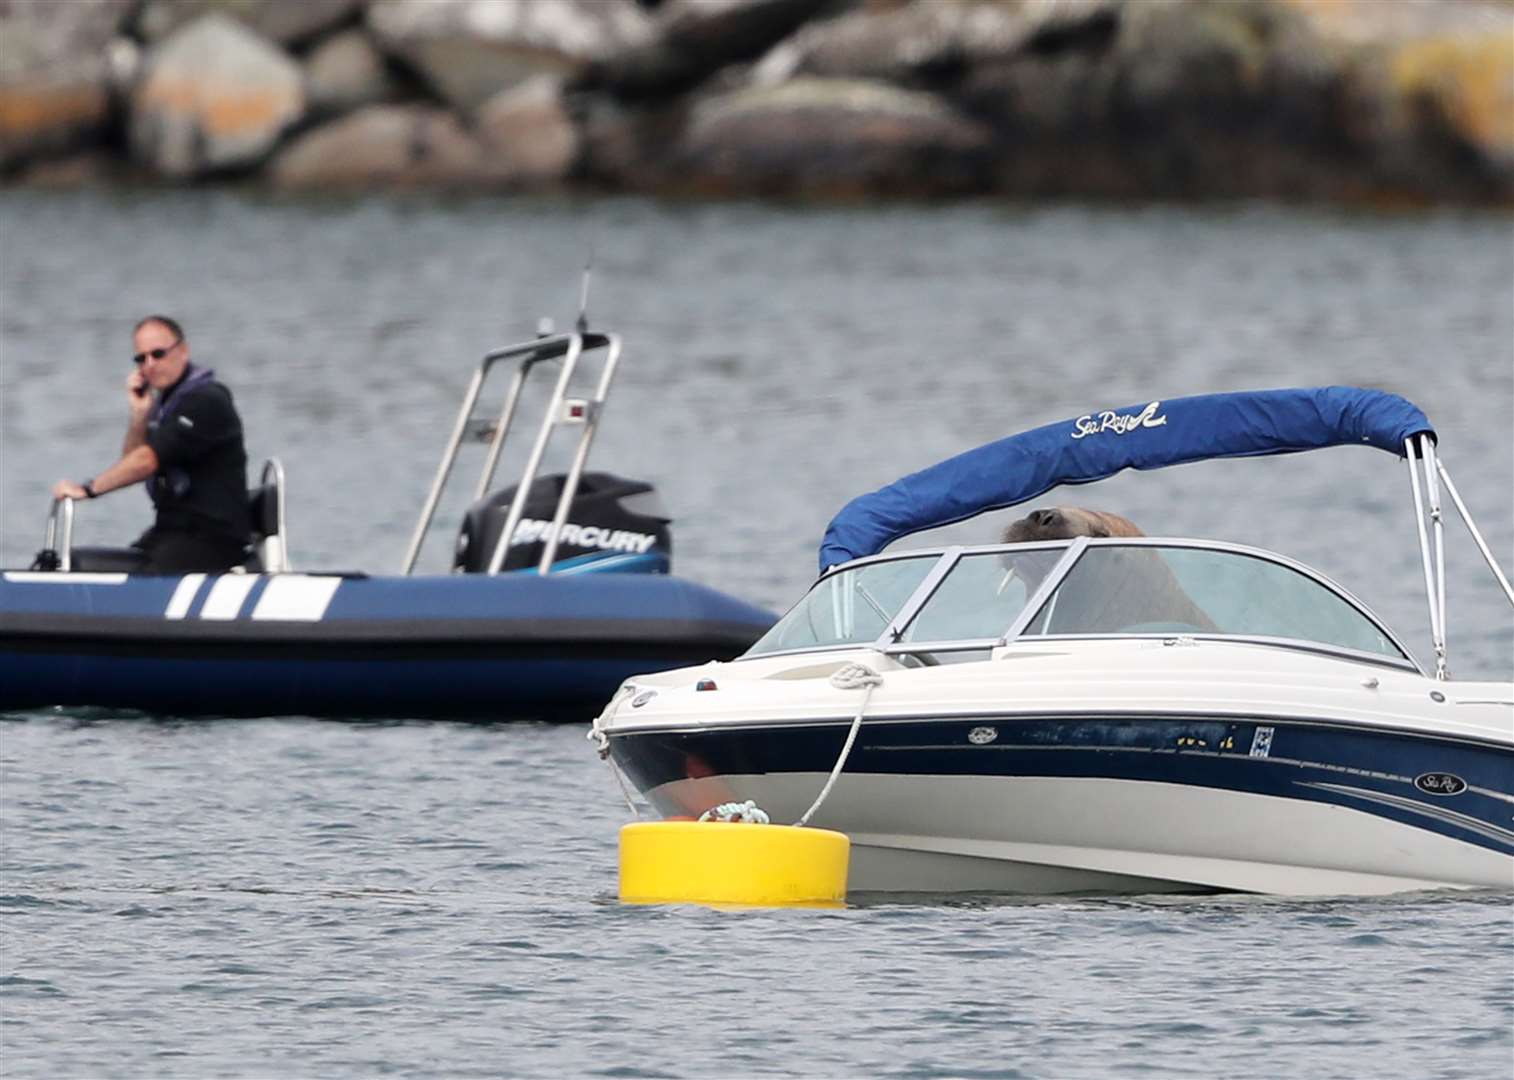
[43, 496, 75, 572]
[258, 457, 291, 573]
[532, 335, 621, 574]
[484, 334, 584, 574]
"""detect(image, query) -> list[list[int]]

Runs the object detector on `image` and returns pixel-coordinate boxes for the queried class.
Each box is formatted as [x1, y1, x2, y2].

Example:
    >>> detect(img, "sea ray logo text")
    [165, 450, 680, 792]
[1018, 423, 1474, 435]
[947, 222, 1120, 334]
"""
[1071, 401, 1168, 440]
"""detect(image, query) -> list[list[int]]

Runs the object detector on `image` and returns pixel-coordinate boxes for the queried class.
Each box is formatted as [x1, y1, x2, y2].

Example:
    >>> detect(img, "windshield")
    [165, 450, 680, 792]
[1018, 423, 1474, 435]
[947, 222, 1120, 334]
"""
[747, 547, 1072, 657]
[898, 549, 1066, 643]
[752, 541, 1405, 664]
[746, 556, 937, 655]
[1022, 545, 1405, 659]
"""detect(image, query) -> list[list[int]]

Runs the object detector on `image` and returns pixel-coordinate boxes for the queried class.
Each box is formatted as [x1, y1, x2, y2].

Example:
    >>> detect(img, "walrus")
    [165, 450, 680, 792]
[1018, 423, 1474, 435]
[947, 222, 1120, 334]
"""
[1001, 506, 1145, 543]
[1000, 506, 1218, 633]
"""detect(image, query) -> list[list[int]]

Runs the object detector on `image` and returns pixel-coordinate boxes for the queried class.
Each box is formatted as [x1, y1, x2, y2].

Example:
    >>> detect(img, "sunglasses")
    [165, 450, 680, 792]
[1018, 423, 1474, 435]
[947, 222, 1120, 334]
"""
[132, 340, 180, 365]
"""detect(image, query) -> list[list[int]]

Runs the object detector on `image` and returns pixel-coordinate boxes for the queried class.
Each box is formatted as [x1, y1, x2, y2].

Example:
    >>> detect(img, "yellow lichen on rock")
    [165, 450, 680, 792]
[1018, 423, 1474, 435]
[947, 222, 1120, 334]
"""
[0, 84, 107, 140]
[205, 92, 287, 138]
[1391, 32, 1514, 156]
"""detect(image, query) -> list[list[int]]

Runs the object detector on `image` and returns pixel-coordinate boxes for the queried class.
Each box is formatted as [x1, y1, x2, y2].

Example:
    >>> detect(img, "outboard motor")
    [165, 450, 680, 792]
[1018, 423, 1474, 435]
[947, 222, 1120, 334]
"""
[454, 471, 672, 575]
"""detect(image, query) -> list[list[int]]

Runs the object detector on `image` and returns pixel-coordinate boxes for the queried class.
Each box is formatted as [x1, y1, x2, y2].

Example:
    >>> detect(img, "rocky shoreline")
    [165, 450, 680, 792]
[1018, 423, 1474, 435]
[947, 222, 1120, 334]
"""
[3, 0, 1511, 205]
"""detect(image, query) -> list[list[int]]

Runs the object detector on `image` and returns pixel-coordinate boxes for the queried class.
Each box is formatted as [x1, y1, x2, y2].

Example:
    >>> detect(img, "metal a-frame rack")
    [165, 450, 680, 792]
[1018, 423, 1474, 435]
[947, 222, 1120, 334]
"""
[401, 327, 622, 576]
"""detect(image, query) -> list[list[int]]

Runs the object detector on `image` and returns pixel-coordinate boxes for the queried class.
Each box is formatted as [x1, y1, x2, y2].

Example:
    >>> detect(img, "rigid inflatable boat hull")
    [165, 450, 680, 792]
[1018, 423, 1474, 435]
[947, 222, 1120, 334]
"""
[1, 570, 773, 720]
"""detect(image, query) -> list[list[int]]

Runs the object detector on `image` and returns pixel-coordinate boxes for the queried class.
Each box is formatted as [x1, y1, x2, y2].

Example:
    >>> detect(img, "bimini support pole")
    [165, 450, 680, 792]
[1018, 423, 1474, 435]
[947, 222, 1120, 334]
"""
[1435, 459, 1514, 608]
[1405, 436, 1448, 680]
[1422, 438, 1448, 664]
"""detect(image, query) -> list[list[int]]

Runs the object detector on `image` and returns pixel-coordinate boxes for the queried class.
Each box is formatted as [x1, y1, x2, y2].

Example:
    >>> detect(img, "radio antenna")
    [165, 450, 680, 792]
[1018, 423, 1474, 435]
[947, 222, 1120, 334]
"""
[575, 241, 594, 334]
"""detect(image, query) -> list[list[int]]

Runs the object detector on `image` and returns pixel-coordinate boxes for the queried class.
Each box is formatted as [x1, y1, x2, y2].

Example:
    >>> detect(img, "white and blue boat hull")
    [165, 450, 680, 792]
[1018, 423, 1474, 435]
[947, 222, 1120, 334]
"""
[613, 711, 1513, 894]
[599, 640, 1514, 895]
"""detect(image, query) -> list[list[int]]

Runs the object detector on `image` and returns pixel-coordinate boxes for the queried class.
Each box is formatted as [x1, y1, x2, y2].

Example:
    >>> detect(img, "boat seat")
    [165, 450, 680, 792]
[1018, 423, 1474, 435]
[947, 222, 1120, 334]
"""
[65, 543, 260, 574]
[247, 458, 290, 572]
[67, 546, 149, 573]
[31, 461, 288, 574]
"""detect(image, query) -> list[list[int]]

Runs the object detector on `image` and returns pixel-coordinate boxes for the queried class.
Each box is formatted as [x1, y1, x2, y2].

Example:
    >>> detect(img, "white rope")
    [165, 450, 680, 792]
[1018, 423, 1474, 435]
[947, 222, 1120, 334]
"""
[608, 758, 642, 819]
[698, 800, 770, 824]
[588, 709, 641, 818]
[794, 662, 883, 828]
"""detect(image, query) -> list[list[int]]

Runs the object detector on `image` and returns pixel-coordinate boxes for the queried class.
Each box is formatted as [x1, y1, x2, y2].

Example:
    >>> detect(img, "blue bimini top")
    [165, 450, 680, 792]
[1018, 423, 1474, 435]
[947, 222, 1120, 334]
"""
[818, 386, 1434, 572]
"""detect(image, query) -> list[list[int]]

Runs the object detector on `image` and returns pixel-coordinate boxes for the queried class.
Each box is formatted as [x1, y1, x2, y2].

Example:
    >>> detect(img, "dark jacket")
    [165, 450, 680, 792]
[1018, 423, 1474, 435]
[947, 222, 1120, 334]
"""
[143, 364, 251, 544]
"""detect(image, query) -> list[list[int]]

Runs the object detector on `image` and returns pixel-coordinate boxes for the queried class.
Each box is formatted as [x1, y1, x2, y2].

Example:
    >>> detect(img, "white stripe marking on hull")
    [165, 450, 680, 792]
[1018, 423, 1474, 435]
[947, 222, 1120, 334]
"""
[164, 574, 207, 619]
[251, 575, 341, 621]
[200, 575, 258, 620]
[3, 572, 128, 584]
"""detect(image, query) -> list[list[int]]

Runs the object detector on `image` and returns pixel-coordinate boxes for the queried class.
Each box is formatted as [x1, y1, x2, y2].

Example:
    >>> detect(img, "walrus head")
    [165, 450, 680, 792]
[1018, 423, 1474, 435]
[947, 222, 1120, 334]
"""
[1001, 506, 1145, 543]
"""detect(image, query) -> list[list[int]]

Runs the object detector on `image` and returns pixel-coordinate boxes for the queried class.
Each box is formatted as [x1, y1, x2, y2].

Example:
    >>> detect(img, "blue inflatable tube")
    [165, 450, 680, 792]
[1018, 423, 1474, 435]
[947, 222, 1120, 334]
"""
[0, 571, 775, 720]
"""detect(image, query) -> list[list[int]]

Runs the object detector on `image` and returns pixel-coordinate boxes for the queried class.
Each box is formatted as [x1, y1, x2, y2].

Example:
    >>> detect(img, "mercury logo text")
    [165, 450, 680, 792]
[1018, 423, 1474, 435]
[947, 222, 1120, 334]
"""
[510, 519, 658, 554]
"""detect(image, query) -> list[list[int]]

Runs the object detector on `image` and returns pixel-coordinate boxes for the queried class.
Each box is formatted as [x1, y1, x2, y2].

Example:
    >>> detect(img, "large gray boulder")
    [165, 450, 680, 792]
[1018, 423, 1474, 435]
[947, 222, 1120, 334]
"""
[304, 28, 402, 118]
[130, 13, 305, 178]
[750, 0, 1117, 86]
[576, 0, 832, 100]
[134, 0, 364, 48]
[366, 0, 656, 112]
[947, 0, 1335, 197]
[267, 103, 486, 190]
[643, 76, 994, 196]
[0, 0, 133, 170]
[475, 76, 580, 186]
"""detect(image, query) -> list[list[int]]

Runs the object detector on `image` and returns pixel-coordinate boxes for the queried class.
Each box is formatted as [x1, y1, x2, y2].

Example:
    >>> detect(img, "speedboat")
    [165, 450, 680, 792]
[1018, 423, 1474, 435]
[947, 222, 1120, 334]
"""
[593, 388, 1514, 895]
[1, 326, 774, 720]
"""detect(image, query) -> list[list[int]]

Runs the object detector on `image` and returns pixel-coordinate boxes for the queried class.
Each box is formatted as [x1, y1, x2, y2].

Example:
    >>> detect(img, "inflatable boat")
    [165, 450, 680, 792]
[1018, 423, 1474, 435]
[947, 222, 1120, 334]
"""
[1, 328, 774, 720]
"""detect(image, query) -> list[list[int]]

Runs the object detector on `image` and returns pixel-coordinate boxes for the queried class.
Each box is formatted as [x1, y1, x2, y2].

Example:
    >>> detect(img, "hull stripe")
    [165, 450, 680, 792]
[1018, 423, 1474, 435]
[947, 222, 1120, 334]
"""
[199, 575, 259, 620]
[164, 574, 206, 620]
[1300, 782, 1514, 847]
[251, 575, 341, 621]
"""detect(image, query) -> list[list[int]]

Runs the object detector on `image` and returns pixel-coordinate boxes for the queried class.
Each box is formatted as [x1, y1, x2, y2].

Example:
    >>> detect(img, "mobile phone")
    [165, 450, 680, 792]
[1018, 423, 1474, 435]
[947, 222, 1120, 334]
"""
[133, 381, 149, 398]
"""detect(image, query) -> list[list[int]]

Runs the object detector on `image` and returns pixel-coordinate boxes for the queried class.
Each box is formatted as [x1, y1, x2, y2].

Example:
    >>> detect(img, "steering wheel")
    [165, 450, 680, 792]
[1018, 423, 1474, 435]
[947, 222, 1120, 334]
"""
[897, 651, 939, 668]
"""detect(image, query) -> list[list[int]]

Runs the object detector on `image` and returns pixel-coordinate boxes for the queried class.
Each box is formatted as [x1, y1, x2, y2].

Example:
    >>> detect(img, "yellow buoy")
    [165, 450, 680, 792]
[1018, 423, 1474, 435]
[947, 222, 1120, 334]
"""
[619, 821, 850, 907]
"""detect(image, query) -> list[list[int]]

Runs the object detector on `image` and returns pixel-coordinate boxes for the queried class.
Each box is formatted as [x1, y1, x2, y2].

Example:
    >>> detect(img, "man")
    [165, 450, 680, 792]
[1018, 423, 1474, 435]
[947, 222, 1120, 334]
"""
[52, 315, 252, 573]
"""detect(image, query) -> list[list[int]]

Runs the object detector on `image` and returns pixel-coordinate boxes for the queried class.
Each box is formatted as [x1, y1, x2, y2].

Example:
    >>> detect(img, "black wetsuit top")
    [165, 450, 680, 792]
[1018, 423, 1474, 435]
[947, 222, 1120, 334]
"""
[143, 365, 252, 545]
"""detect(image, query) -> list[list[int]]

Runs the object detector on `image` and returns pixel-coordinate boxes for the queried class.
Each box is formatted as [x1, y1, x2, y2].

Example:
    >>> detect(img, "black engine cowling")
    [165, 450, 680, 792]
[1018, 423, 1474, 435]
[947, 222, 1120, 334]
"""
[454, 471, 672, 574]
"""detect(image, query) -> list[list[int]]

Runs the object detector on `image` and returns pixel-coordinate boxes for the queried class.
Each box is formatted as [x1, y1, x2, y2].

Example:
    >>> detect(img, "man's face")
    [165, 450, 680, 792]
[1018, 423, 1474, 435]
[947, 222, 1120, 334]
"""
[132, 321, 189, 390]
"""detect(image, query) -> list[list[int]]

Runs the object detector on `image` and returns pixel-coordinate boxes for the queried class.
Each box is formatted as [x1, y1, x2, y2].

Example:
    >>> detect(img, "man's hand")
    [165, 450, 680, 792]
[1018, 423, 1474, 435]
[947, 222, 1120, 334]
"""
[52, 479, 89, 500]
[126, 369, 152, 421]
